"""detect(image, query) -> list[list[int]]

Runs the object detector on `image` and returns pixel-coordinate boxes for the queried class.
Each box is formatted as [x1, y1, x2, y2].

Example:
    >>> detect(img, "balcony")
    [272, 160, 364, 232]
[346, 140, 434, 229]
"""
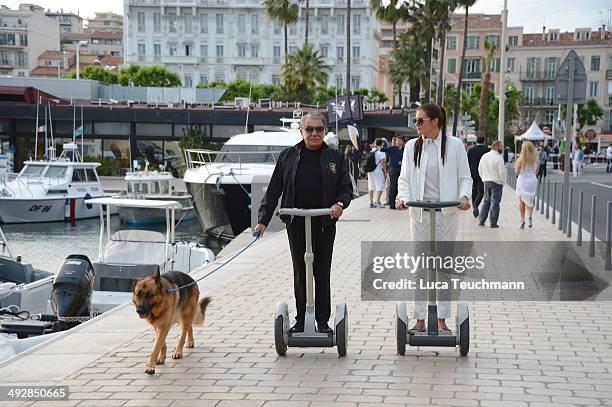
[519, 97, 555, 107]
[161, 56, 198, 64]
[607, 69, 612, 80]
[462, 71, 481, 80]
[519, 70, 556, 81]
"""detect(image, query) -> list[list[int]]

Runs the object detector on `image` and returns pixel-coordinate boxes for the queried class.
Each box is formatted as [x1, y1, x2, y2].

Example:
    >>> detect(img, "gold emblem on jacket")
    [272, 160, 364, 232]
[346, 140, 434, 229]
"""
[328, 163, 337, 174]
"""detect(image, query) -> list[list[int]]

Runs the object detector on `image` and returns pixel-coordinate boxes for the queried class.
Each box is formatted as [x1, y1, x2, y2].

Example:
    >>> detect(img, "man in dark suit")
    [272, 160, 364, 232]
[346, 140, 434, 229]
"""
[467, 136, 490, 218]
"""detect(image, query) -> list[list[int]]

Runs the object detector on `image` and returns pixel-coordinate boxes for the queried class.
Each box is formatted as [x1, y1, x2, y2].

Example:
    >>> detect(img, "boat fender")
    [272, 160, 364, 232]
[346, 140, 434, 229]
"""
[85, 193, 92, 209]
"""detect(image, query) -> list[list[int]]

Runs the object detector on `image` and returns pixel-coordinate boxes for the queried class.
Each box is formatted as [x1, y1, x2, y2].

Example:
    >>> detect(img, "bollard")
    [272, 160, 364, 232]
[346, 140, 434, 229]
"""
[536, 180, 540, 211]
[590, 195, 596, 257]
[540, 180, 546, 215]
[606, 201, 612, 271]
[545, 180, 550, 219]
[558, 184, 564, 231]
[567, 187, 573, 238]
[552, 183, 557, 225]
[577, 190, 584, 246]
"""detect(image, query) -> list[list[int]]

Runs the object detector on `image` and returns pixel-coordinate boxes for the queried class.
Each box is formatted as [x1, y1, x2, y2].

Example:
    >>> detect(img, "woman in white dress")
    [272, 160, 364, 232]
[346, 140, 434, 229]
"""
[396, 104, 472, 333]
[514, 141, 539, 229]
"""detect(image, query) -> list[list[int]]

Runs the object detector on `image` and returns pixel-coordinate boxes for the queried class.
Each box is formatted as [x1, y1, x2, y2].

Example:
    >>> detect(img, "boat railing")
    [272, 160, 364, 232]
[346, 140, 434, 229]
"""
[183, 149, 284, 172]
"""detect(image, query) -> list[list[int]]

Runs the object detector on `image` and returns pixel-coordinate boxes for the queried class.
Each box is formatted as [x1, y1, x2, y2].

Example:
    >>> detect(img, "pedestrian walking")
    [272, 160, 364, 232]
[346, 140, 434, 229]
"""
[515, 141, 539, 229]
[467, 135, 490, 218]
[607, 144, 612, 173]
[537, 143, 548, 180]
[478, 141, 507, 228]
[572, 143, 584, 177]
[381, 136, 405, 209]
[367, 138, 387, 208]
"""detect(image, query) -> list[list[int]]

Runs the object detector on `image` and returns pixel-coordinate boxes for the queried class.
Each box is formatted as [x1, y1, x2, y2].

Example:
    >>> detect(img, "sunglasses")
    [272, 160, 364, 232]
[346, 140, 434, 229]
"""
[413, 117, 432, 126]
[303, 126, 325, 134]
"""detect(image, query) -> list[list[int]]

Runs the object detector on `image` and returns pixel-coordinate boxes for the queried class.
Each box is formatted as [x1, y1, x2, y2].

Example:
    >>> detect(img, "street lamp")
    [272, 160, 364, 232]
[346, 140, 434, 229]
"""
[74, 40, 88, 80]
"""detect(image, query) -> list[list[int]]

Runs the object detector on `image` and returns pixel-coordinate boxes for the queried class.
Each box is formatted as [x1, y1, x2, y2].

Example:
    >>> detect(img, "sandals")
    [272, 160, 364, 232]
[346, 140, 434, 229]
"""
[520, 220, 525, 229]
[528, 217, 533, 228]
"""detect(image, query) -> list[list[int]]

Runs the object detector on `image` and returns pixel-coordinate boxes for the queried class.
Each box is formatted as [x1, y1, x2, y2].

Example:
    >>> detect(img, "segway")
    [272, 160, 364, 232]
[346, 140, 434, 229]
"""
[274, 208, 348, 356]
[395, 200, 470, 356]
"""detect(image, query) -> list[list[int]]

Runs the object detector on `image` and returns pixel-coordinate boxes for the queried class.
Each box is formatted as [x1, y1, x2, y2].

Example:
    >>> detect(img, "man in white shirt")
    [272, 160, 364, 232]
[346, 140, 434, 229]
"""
[607, 145, 612, 173]
[478, 141, 507, 228]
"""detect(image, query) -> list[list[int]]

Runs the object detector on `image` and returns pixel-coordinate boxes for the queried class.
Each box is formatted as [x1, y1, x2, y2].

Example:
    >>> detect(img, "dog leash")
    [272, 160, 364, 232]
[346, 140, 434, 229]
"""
[165, 229, 262, 294]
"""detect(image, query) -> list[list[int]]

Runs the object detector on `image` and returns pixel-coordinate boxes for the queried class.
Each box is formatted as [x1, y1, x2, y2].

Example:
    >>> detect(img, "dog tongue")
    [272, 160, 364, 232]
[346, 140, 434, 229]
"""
[138, 313, 148, 319]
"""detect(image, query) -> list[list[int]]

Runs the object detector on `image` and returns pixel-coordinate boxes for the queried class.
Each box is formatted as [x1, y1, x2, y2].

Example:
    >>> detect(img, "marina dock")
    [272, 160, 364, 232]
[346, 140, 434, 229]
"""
[2, 187, 612, 407]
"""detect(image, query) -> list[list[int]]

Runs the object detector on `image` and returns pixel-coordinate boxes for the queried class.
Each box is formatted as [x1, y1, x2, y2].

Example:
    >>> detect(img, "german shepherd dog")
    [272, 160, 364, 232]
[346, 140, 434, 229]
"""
[132, 268, 211, 374]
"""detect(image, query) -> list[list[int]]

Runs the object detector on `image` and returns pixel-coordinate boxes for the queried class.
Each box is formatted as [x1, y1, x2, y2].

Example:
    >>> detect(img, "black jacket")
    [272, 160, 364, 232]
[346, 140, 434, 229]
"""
[467, 144, 490, 181]
[258, 140, 353, 227]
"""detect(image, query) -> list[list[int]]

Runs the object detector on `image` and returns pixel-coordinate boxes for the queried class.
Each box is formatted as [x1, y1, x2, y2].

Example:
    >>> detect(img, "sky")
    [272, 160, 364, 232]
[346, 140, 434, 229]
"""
[1, 0, 610, 33]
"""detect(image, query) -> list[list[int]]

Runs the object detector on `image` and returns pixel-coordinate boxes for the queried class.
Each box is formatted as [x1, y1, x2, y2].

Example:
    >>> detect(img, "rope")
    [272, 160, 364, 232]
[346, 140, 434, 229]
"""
[165, 229, 261, 293]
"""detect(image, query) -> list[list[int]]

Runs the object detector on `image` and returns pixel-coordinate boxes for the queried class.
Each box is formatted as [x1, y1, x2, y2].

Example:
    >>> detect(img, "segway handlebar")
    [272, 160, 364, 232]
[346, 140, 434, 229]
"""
[278, 208, 334, 217]
[403, 200, 462, 209]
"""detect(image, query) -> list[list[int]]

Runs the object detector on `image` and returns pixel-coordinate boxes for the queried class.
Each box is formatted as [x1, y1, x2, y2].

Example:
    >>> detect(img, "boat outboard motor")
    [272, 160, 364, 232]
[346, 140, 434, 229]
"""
[51, 254, 94, 331]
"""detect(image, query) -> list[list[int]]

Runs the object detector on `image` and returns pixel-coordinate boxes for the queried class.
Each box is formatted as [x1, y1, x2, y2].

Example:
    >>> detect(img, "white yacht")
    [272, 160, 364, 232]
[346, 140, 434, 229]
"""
[119, 163, 195, 224]
[183, 115, 303, 240]
[0, 143, 105, 223]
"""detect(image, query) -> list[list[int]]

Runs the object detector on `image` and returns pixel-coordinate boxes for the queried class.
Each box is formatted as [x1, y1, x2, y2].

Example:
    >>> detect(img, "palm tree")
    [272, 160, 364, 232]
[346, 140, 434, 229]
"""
[370, 0, 409, 105]
[391, 32, 427, 104]
[434, 0, 457, 105]
[282, 44, 330, 102]
[346, 0, 351, 94]
[298, 0, 310, 45]
[263, 0, 299, 63]
[478, 40, 497, 138]
[452, 0, 478, 138]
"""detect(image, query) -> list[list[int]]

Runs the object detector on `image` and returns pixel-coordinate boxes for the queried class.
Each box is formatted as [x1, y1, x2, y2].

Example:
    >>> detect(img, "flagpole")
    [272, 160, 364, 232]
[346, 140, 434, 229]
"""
[34, 89, 39, 160]
[80, 104, 84, 161]
[73, 104, 76, 143]
[44, 102, 48, 159]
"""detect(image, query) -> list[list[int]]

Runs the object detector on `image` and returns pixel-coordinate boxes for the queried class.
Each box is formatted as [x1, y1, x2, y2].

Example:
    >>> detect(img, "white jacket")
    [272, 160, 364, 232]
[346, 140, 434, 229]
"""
[397, 134, 472, 220]
[478, 150, 507, 185]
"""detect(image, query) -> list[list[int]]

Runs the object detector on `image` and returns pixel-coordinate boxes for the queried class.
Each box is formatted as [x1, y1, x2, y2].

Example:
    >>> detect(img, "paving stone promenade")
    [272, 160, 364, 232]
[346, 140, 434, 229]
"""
[2, 183, 611, 407]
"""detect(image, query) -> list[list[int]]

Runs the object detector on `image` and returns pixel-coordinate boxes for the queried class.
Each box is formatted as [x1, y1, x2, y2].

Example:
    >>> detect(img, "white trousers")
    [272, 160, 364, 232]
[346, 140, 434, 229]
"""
[572, 160, 581, 177]
[409, 211, 458, 320]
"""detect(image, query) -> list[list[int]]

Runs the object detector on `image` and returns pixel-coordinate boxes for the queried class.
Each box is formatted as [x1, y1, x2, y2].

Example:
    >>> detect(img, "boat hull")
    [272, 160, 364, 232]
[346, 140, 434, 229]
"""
[0, 196, 103, 223]
[118, 196, 196, 225]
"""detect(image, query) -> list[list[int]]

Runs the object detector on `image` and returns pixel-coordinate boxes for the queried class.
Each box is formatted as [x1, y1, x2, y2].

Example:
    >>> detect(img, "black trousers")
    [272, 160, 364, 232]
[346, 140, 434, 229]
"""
[388, 167, 401, 209]
[471, 178, 485, 209]
[286, 217, 336, 324]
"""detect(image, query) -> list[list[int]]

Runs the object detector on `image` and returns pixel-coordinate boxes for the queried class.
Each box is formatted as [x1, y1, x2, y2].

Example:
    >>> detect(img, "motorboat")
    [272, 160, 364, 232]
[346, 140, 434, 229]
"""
[119, 162, 195, 224]
[84, 197, 215, 315]
[0, 143, 106, 223]
[183, 113, 304, 240]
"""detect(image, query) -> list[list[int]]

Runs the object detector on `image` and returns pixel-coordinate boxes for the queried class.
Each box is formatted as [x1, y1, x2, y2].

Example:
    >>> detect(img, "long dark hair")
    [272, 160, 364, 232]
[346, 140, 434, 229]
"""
[413, 103, 447, 167]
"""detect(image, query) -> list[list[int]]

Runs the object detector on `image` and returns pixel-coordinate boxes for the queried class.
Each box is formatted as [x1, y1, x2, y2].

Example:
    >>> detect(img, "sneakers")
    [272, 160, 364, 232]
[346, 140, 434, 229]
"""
[490, 224, 499, 228]
[288, 320, 304, 334]
[376, 202, 385, 208]
[520, 220, 525, 229]
[317, 321, 333, 334]
[528, 217, 533, 228]
[473, 208, 479, 218]
[369, 202, 376, 208]
[478, 222, 485, 227]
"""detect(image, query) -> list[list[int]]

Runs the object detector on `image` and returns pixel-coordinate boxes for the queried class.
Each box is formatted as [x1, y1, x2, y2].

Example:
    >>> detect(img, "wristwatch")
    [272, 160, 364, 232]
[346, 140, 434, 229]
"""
[336, 202, 344, 208]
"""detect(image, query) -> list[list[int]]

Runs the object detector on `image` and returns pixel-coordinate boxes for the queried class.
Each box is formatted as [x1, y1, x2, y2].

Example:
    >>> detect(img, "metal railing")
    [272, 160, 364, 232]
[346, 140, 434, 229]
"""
[506, 162, 612, 270]
[183, 148, 285, 173]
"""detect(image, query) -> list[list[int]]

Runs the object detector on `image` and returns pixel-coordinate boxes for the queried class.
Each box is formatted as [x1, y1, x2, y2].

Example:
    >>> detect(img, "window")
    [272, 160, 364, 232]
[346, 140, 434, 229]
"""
[137, 12, 145, 32]
[19, 34, 27, 46]
[526, 57, 538, 78]
[199, 74, 208, 85]
[589, 81, 598, 98]
[185, 44, 191, 56]
[184, 13, 192, 33]
[467, 36, 479, 49]
[138, 43, 145, 61]
[154, 43, 161, 61]
[273, 20, 281, 35]
[251, 44, 259, 58]
[200, 44, 207, 62]
[0, 34, 15, 46]
[545, 86, 555, 104]
[591, 55, 600, 71]
[507, 57, 515, 72]
[352, 45, 360, 63]
[238, 14, 246, 34]
[337, 46, 344, 63]
[351, 76, 360, 90]
[216, 45, 223, 63]
[508, 35, 518, 46]
[238, 44, 246, 58]
[576, 31, 590, 40]
[465, 57, 480, 74]
[289, 23, 297, 35]
[45, 167, 66, 178]
[320, 45, 328, 58]
[200, 14, 208, 33]
[336, 74, 343, 89]
[321, 14, 329, 34]
[446, 36, 456, 50]
[545, 110, 555, 124]
[169, 44, 177, 56]
[337, 14, 345, 34]
[272, 75, 280, 85]
[489, 58, 500, 72]
[72, 168, 86, 182]
[153, 13, 160, 32]
[17, 52, 25, 67]
[168, 13, 177, 32]
[545, 57, 557, 78]
[214, 72, 225, 82]
[352, 14, 361, 34]
[251, 14, 258, 34]
[548, 32, 558, 41]
[485, 35, 500, 47]
[525, 85, 535, 103]
[184, 75, 192, 88]
[273, 46, 281, 64]
[447, 58, 456, 74]
[289, 46, 297, 54]
[216, 14, 223, 34]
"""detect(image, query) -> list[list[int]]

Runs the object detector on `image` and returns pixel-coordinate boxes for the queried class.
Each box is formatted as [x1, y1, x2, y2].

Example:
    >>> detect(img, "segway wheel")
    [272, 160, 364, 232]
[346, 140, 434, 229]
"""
[395, 302, 407, 355]
[459, 318, 469, 356]
[335, 303, 348, 357]
[274, 315, 287, 356]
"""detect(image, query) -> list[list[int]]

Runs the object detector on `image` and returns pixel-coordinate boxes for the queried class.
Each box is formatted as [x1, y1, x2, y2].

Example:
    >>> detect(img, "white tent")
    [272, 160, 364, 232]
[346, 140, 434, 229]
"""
[515, 121, 552, 141]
